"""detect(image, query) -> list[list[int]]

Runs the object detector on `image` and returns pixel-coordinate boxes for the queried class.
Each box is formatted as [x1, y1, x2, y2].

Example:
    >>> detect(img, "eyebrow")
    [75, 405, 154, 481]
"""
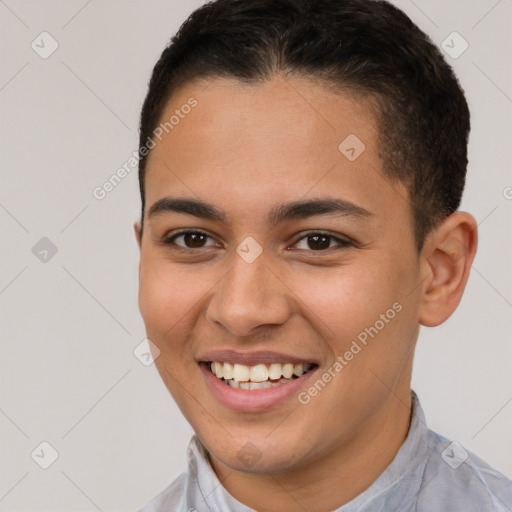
[147, 196, 373, 224]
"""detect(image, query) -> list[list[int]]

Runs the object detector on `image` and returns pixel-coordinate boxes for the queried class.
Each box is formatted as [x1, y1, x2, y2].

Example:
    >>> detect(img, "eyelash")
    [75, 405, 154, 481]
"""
[162, 230, 354, 253]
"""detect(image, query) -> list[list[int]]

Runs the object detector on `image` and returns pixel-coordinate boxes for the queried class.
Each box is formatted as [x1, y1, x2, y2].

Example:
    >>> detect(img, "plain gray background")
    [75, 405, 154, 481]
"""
[1, 0, 511, 510]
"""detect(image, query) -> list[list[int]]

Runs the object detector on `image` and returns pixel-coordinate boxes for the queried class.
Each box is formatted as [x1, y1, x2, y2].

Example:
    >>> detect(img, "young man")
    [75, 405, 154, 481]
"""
[134, 0, 512, 510]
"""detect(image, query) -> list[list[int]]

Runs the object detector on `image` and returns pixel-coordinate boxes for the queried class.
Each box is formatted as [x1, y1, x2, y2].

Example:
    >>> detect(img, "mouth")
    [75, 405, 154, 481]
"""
[206, 361, 317, 390]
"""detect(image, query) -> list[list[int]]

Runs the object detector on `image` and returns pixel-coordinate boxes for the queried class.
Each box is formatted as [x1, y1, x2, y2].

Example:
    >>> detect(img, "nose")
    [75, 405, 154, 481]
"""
[205, 250, 292, 338]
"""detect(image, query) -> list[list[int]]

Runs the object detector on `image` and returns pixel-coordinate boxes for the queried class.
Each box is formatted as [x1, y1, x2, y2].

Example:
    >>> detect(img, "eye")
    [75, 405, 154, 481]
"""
[162, 230, 354, 253]
[163, 230, 219, 249]
[292, 232, 353, 251]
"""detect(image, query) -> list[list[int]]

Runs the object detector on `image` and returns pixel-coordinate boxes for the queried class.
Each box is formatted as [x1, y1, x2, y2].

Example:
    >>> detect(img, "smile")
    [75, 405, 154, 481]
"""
[208, 361, 316, 390]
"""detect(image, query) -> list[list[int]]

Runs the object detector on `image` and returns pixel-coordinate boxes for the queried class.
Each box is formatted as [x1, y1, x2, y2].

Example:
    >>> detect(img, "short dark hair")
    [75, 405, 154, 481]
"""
[138, 0, 470, 250]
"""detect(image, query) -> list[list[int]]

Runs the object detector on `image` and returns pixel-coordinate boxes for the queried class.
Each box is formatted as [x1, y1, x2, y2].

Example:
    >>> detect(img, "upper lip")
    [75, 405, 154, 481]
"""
[197, 349, 319, 367]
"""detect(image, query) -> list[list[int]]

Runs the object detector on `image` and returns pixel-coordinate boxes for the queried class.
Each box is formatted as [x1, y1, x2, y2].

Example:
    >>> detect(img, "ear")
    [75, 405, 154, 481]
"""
[134, 219, 142, 249]
[418, 211, 478, 327]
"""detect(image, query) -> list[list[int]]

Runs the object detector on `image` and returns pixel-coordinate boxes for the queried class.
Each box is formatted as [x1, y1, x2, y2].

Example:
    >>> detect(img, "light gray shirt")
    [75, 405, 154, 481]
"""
[138, 391, 512, 511]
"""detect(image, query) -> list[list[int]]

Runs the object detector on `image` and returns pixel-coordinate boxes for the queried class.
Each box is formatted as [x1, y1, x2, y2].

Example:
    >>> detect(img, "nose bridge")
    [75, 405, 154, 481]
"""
[206, 249, 290, 336]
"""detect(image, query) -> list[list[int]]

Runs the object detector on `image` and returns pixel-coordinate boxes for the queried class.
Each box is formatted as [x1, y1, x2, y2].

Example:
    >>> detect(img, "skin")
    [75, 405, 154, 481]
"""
[134, 75, 478, 512]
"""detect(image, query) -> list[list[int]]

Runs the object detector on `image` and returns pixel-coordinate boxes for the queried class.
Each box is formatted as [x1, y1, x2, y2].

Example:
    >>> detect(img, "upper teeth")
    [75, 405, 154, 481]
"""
[210, 361, 312, 382]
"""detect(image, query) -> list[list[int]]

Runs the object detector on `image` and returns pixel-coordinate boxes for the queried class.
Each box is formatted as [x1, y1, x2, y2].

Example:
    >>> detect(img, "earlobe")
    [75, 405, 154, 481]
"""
[134, 219, 142, 249]
[418, 212, 478, 327]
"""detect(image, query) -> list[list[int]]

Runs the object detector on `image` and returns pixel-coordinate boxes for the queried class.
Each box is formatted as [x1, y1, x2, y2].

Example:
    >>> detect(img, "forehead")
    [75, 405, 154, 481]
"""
[143, 75, 411, 229]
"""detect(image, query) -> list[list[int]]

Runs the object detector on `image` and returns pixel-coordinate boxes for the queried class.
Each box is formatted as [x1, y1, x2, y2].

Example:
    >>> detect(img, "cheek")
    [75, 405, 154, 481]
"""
[291, 256, 416, 359]
[291, 264, 390, 340]
[138, 255, 198, 349]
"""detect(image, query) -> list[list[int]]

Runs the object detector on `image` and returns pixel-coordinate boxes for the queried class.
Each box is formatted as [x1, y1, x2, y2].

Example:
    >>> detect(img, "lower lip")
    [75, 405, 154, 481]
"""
[199, 363, 317, 412]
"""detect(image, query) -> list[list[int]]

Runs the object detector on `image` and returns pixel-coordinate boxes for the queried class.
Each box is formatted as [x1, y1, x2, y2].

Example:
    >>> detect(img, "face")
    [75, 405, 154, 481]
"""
[136, 75, 423, 475]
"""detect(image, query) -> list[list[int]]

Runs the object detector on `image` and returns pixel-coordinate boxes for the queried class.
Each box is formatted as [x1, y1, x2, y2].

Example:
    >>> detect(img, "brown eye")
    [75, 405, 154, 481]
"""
[164, 230, 217, 249]
[294, 232, 352, 251]
[306, 234, 331, 250]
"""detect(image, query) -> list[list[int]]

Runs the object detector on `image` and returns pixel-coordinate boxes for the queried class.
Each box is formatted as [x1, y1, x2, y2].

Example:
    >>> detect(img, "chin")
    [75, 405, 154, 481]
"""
[198, 426, 313, 476]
